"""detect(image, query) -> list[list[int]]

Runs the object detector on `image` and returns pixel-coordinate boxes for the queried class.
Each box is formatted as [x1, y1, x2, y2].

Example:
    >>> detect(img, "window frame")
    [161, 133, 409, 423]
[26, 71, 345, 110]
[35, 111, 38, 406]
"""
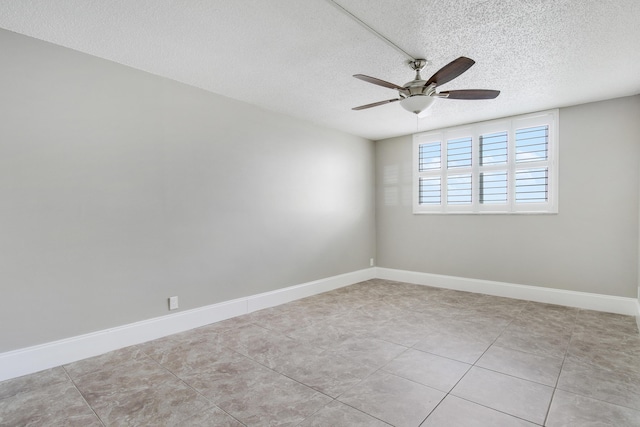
[413, 109, 559, 214]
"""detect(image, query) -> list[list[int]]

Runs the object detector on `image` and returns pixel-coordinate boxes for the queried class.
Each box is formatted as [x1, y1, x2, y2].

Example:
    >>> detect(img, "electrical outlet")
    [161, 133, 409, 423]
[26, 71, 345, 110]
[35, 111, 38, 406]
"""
[168, 296, 179, 310]
[370, 258, 374, 267]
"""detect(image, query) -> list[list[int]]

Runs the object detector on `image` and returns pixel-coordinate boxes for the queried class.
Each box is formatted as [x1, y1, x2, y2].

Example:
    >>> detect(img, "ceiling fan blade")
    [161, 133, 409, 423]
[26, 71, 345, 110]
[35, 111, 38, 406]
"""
[353, 74, 405, 91]
[426, 57, 476, 87]
[439, 89, 500, 100]
[352, 98, 401, 110]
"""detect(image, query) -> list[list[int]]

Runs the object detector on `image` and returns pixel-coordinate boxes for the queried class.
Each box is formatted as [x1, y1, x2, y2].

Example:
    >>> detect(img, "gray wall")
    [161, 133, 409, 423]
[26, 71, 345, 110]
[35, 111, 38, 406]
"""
[376, 95, 640, 298]
[0, 29, 376, 352]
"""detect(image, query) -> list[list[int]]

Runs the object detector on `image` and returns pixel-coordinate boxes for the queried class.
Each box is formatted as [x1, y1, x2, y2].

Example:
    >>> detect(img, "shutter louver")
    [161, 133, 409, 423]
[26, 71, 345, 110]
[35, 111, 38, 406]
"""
[419, 142, 441, 171]
[413, 110, 557, 213]
[419, 177, 441, 205]
[515, 125, 549, 204]
[515, 168, 548, 203]
[480, 131, 508, 165]
[447, 137, 472, 169]
[480, 171, 508, 204]
[516, 126, 548, 163]
[447, 174, 472, 204]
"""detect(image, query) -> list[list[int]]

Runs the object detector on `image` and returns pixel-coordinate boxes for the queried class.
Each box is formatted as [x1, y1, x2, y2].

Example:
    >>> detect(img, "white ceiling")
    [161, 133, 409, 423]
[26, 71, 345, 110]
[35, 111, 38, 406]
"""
[1, 0, 639, 140]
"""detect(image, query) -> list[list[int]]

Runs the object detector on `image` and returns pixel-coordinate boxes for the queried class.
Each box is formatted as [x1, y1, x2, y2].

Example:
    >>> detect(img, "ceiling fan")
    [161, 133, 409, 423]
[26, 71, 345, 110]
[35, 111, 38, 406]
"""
[352, 57, 500, 115]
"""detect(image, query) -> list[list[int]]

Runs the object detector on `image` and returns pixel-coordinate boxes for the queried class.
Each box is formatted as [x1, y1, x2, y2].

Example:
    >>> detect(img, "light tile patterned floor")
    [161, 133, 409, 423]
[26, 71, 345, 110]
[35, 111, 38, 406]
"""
[1, 279, 640, 426]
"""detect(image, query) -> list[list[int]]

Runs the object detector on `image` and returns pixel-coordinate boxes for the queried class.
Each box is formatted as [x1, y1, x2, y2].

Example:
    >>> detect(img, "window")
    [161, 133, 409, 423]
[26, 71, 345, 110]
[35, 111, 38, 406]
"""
[413, 110, 558, 214]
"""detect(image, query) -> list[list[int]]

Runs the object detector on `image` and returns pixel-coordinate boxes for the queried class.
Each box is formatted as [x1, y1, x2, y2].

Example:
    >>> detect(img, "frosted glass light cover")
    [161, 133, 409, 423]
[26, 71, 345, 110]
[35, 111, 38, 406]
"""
[400, 95, 435, 115]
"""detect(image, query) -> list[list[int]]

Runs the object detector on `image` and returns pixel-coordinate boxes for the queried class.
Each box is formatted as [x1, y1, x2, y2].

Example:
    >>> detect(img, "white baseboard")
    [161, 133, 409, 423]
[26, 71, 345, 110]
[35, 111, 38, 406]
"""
[0, 268, 376, 382]
[376, 267, 640, 317]
[247, 268, 376, 312]
[1, 266, 635, 382]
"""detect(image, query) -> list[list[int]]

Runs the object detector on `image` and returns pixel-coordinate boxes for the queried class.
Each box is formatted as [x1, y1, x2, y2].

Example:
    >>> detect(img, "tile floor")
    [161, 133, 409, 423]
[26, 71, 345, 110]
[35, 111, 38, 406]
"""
[1, 279, 640, 426]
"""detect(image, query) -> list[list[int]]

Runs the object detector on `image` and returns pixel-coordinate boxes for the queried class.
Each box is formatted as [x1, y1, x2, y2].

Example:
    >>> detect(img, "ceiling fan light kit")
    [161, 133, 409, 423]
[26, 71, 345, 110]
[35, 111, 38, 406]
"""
[400, 90, 436, 115]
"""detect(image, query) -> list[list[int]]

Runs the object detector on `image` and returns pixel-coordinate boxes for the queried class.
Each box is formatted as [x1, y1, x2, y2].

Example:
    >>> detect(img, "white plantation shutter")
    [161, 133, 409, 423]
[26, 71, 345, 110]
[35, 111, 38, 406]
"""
[514, 125, 550, 204]
[480, 171, 508, 204]
[414, 110, 558, 214]
[418, 142, 441, 171]
[446, 137, 473, 206]
[479, 130, 508, 207]
[419, 177, 441, 205]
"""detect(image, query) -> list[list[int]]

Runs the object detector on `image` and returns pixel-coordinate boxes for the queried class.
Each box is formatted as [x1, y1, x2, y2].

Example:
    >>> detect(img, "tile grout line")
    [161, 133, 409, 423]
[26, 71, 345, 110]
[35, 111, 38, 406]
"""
[415, 296, 518, 425]
[328, 400, 394, 426]
[446, 302, 547, 425]
[419, 300, 547, 425]
[545, 327, 640, 416]
[543, 312, 579, 426]
[443, 394, 546, 426]
[4, 280, 638, 426]
[172, 326, 342, 425]
[61, 365, 107, 427]
[138, 346, 249, 427]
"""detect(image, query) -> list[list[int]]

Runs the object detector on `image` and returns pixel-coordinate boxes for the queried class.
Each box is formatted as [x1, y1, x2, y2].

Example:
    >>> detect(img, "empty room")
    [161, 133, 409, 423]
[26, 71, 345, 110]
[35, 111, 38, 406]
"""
[1, 1, 639, 426]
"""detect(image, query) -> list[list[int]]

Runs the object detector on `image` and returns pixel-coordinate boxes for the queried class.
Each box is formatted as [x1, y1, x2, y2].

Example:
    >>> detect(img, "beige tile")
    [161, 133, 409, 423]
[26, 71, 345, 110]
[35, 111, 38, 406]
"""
[243, 305, 320, 334]
[558, 357, 640, 411]
[444, 317, 508, 341]
[475, 294, 529, 314]
[422, 395, 538, 426]
[179, 351, 268, 402]
[343, 301, 407, 322]
[137, 325, 222, 362]
[428, 289, 485, 307]
[298, 400, 391, 426]
[370, 312, 437, 347]
[95, 382, 211, 425]
[274, 350, 376, 397]
[476, 344, 563, 386]
[519, 302, 579, 326]
[286, 322, 366, 348]
[180, 406, 245, 426]
[376, 291, 434, 311]
[320, 312, 389, 337]
[493, 324, 572, 359]
[567, 332, 640, 374]
[284, 295, 353, 319]
[382, 349, 471, 392]
[185, 354, 332, 426]
[451, 366, 553, 424]
[413, 329, 494, 364]
[408, 297, 466, 317]
[574, 309, 639, 336]
[64, 345, 148, 379]
[546, 389, 640, 427]
[72, 356, 210, 426]
[338, 371, 445, 427]
[0, 366, 69, 400]
[0, 381, 102, 426]
[217, 323, 324, 370]
[5, 280, 638, 426]
[141, 338, 238, 378]
[505, 317, 573, 336]
[327, 336, 407, 369]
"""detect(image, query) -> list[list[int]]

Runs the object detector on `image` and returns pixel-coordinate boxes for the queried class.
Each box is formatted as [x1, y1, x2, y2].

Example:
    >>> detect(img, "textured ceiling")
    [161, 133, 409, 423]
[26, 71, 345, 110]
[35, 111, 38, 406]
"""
[1, 0, 639, 140]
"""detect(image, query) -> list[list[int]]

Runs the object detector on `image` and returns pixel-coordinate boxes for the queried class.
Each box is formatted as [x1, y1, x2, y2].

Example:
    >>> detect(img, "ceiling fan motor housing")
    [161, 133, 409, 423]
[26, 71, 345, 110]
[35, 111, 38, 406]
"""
[398, 58, 436, 114]
[399, 60, 436, 114]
